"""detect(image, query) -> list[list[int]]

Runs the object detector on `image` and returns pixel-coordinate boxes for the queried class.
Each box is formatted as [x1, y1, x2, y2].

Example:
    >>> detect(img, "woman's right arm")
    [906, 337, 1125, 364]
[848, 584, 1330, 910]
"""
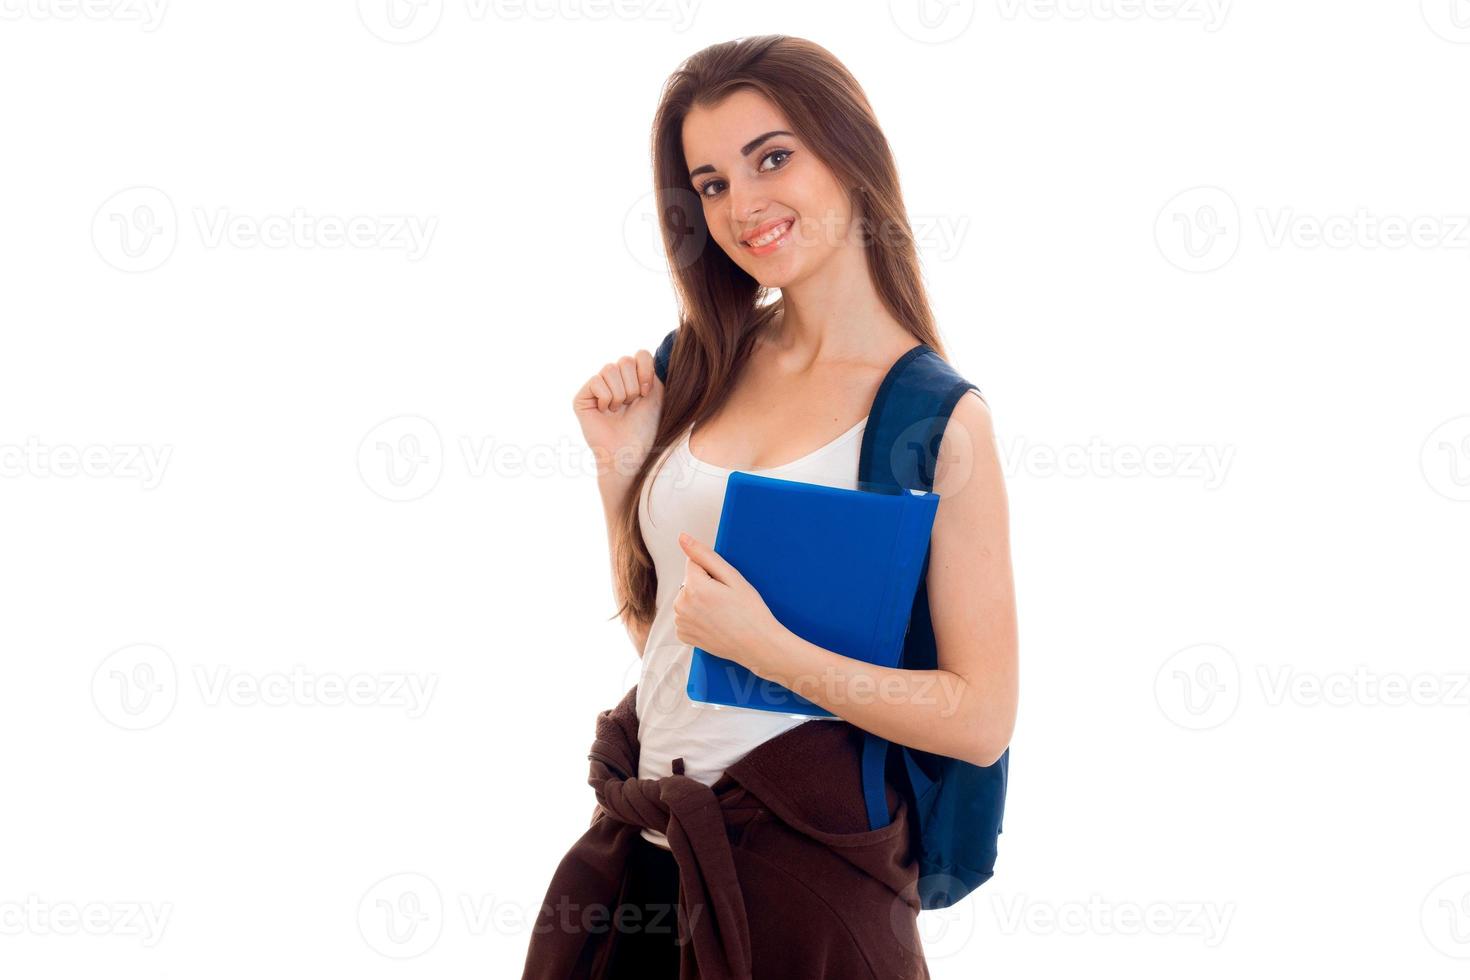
[573, 347, 664, 657]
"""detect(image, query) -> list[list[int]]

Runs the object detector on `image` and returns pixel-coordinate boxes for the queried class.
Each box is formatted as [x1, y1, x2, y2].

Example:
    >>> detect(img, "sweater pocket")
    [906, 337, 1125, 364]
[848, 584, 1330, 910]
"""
[733, 841, 923, 979]
[732, 807, 770, 850]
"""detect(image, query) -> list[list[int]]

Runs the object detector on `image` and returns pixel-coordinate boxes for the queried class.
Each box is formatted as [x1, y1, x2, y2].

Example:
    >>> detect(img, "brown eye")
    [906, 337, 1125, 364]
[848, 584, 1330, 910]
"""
[759, 149, 792, 172]
[696, 149, 792, 200]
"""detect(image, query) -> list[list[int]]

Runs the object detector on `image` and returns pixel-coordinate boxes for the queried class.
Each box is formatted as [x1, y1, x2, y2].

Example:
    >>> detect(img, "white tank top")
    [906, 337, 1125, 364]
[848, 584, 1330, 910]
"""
[634, 414, 868, 849]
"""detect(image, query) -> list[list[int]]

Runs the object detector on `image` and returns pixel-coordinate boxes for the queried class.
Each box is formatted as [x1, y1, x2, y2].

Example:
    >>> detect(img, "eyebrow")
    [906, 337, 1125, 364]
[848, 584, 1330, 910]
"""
[688, 130, 794, 181]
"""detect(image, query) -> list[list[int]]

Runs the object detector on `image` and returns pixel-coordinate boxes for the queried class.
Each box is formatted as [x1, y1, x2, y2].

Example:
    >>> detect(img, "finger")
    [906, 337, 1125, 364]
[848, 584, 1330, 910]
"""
[601, 363, 628, 408]
[587, 374, 614, 413]
[634, 349, 656, 394]
[617, 356, 642, 406]
[683, 553, 710, 585]
[677, 532, 733, 584]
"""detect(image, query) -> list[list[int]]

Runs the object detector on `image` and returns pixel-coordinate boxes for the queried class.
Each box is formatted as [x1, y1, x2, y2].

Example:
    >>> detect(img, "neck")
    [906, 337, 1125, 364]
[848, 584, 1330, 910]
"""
[765, 241, 913, 367]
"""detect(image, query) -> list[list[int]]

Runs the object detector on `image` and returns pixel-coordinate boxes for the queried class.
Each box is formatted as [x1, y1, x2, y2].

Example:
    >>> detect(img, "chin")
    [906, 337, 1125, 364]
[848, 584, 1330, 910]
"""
[742, 259, 803, 290]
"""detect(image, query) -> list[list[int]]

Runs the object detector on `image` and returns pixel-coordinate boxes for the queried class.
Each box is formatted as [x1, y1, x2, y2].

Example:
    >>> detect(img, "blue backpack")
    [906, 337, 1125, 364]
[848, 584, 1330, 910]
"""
[653, 328, 1008, 910]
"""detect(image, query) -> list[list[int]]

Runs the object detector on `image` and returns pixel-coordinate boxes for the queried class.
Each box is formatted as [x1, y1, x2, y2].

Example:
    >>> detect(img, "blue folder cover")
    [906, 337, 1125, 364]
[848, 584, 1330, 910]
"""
[686, 470, 940, 718]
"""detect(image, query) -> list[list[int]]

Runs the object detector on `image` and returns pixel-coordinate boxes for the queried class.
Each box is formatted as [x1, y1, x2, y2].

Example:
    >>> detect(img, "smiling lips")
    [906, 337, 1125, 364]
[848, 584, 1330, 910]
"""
[741, 217, 794, 255]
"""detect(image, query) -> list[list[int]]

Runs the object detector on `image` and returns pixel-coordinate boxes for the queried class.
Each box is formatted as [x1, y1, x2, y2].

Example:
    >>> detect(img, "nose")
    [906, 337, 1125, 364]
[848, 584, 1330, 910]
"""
[727, 176, 768, 224]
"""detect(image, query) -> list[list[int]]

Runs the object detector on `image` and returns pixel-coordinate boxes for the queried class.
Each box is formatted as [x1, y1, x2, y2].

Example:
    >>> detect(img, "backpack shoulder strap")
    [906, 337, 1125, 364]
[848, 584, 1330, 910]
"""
[858, 343, 983, 495]
[856, 343, 982, 830]
[653, 327, 678, 385]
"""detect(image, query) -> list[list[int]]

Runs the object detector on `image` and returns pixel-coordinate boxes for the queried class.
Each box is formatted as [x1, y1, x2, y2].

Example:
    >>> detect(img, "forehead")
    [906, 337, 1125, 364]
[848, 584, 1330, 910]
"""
[681, 88, 795, 162]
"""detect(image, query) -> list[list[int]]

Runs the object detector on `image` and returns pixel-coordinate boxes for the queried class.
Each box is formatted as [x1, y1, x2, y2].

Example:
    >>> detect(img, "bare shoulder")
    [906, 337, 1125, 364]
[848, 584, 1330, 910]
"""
[933, 387, 1003, 501]
[952, 386, 991, 424]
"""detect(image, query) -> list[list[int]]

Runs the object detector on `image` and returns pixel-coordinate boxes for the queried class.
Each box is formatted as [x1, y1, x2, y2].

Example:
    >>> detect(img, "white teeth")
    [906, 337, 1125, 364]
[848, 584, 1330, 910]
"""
[746, 220, 791, 247]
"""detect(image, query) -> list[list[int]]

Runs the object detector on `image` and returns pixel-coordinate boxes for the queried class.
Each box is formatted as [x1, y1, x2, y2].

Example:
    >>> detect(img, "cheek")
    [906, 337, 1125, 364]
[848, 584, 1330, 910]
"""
[804, 196, 855, 249]
[701, 206, 737, 255]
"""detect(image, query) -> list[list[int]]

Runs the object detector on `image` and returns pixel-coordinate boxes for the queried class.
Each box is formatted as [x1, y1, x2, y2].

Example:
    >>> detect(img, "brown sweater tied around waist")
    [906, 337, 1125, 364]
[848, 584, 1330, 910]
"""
[521, 683, 930, 979]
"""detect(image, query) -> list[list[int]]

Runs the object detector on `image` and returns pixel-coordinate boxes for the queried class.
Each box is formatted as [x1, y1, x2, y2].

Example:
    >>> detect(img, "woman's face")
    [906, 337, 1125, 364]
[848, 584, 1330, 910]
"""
[681, 89, 855, 288]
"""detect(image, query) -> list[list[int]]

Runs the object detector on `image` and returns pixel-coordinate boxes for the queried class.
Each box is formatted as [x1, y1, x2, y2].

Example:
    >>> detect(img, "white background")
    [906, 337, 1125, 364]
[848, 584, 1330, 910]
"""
[2, 1, 1468, 977]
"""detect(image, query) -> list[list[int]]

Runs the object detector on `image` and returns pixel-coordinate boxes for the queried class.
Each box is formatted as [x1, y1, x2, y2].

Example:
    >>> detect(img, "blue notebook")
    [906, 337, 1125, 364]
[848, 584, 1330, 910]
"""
[686, 470, 941, 718]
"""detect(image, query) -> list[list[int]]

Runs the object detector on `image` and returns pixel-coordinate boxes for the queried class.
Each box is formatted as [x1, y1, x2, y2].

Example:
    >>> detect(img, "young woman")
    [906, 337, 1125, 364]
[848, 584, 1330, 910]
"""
[533, 35, 1018, 978]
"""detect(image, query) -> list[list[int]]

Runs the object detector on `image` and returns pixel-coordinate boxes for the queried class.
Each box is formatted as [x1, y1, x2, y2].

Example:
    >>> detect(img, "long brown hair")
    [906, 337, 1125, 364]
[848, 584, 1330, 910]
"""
[611, 34, 952, 630]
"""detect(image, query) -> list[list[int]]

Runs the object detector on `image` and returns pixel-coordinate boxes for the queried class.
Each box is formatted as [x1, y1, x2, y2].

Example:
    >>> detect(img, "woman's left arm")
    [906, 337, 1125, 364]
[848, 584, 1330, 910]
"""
[673, 390, 1019, 768]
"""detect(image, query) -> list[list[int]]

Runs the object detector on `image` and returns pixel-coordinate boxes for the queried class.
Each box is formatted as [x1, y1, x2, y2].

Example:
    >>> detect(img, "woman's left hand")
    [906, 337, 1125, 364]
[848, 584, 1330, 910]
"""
[673, 531, 781, 675]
